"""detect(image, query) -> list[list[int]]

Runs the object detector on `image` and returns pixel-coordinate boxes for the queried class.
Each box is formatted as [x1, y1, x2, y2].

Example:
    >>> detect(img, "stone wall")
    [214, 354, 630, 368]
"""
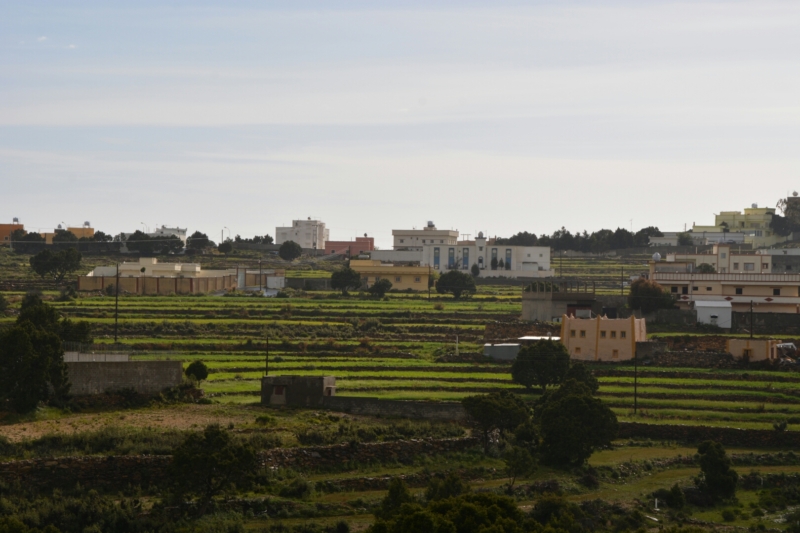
[0, 437, 480, 491]
[732, 312, 800, 335]
[322, 397, 467, 421]
[67, 361, 183, 396]
[619, 422, 800, 448]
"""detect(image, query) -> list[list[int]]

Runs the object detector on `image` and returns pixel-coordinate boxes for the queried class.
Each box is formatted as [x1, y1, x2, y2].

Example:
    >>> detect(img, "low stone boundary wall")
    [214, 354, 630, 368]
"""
[322, 397, 467, 421]
[0, 437, 480, 491]
[619, 422, 800, 448]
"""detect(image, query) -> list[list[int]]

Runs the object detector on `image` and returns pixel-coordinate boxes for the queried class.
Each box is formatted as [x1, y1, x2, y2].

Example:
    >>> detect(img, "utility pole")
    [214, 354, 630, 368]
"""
[265, 334, 269, 376]
[428, 264, 431, 301]
[634, 346, 638, 415]
[259, 259, 262, 292]
[750, 300, 754, 339]
[114, 263, 120, 345]
[620, 267, 624, 296]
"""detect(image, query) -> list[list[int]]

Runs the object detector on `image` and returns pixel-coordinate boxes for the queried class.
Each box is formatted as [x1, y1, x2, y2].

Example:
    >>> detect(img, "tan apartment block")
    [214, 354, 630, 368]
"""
[350, 259, 430, 291]
[559, 315, 646, 361]
[726, 339, 778, 362]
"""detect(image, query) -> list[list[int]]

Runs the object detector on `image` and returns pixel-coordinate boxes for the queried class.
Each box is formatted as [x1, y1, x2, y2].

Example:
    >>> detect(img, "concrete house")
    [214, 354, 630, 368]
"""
[560, 315, 646, 361]
[350, 259, 430, 291]
[275, 218, 329, 250]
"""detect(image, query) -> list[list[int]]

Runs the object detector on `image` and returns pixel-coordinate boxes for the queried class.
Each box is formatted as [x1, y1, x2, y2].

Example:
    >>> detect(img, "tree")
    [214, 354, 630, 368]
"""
[634, 226, 664, 247]
[697, 440, 738, 500]
[462, 391, 529, 453]
[470, 263, 480, 278]
[18, 301, 93, 345]
[677, 232, 694, 246]
[496, 231, 539, 246]
[29, 248, 82, 284]
[504, 446, 536, 492]
[185, 360, 209, 383]
[490, 257, 498, 270]
[170, 424, 257, 505]
[187, 231, 211, 251]
[10, 230, 44, 254]
[564, 362, 599, 394]
[279, 240, 303, 261]
[697, 263, 716, 273]
[374, 478, 416, 521]
[0, 321, 69, 412]
[51, 230, 77, 242]
[369, 278, 392, 298]
[498, 258, 505, 270]
[511, 340, 570, 393]
[92, 231, 113, 242]
[538, 380, 618, 466]
[331, 267, 363, 295]
[628, 277, 674, 314]
[124, 230, 156, 255]
[435, 270, 476, 299]
[217, 241, 233, 254]
[160, 235, 184, 254]
[425, 472, 470, 502]
[0, 293, 7, 314]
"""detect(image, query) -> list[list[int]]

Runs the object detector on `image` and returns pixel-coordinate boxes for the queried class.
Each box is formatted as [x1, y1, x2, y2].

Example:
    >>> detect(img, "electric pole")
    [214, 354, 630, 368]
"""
[114, 263, 120, 345]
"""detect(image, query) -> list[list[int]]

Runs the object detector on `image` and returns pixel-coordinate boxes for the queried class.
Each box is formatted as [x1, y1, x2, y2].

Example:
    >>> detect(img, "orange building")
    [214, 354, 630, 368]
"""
[560, 315, 647, 361]
[0, 223, 24, 246]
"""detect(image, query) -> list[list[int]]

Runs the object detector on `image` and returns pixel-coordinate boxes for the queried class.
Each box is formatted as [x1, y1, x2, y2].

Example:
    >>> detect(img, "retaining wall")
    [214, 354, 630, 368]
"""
[619, 422, 800, 448]
[67, 361, 183, 395]
[732, 312, 800, 335]
[321, 397, 467, 421]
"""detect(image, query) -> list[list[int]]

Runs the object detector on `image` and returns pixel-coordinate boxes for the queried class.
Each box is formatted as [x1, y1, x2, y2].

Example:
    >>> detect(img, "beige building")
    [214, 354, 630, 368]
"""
[393, 221, 459, 251]
[559, 315, 646, 361]
[650, 259, 800, 313]
[78, 257, 284, 295]
[350, 259, 430, 291]
[276, 218, 329, 250]
[666, 244, 773, 274]
[727, 339, 778, 362]
[692, 204, 784, 248]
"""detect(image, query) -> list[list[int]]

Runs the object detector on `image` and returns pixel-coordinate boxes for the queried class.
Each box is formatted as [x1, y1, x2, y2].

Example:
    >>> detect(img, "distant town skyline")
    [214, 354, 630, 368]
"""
[2, 1, 799, 249]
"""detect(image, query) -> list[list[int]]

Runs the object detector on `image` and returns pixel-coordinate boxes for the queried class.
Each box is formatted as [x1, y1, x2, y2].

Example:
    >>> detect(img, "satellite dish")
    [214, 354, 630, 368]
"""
[57, 224, 62, 229]
[794, 191, 799, 197]
[652, 252, 662, 262]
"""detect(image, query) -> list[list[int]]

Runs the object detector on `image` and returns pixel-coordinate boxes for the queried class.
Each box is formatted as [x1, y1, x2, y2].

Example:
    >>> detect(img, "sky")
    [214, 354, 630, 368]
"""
[1, 0, 799, 249]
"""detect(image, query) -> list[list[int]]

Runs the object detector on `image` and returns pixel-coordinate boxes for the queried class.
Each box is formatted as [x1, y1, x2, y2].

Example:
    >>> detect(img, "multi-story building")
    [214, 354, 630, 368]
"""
[275, 218, 329, 249]
[349, 259, 430, 291]
[393, 221, 458, 251]
[324, 236, 374, 257]
[559, 315, 647, 361]
[420, 232, 552, 278]
[692, 204, 784, 248]
[43, 223, 95, 244]
[0, 219, 23, 245]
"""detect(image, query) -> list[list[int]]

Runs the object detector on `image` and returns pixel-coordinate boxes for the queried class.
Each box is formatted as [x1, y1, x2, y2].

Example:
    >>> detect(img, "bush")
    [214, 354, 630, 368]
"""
[279, 478, 313, 499]
[185, 360, 209, 382]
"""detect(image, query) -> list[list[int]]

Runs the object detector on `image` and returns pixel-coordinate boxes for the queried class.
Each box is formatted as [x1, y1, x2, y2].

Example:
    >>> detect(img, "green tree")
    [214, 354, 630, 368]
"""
[187, 231, 211, 251]
[51, 230, 77, 242]
[498, 258, 506, 270]
[697, 263, 716, 273]
[369, 278, 393, 297]
[185, 360, 209, 383]
[0, 293, 7, 313]
[375, 478, 417, 521]
[0, 322, 69, 412]
[29, 248, 82, 284]
[123, 230, 156, 255]
[564, 362, 599, 394]
[490, 257, 498, 270]
[677, 232, 694, 246]
[538, 380, 618, 466]
[628, 277, 674, 313]
[470, 263, 480, 277]
[159, 235, 184, 254]
[331, 267, 363, 295]
[697, 440, 738, 500]
[279, 240, 303, 261]
[435, 270, 476, 299]
[11, 231, 44, 254]
[170, 424, 258, 505]
[504, 446, 536, 492]
[511, 340, 570, 393]
[462, 391, 529, 453]
[92, 230, 113, 242]
[18, 301, 93, 345]
[217, 241, 233, 254]
[425, 472, 470, 502]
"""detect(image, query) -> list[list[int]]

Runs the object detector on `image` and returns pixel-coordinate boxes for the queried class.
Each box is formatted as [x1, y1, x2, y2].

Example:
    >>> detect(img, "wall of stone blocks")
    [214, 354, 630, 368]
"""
[322, 396, 467, 421]
[67, 361, 183, 395]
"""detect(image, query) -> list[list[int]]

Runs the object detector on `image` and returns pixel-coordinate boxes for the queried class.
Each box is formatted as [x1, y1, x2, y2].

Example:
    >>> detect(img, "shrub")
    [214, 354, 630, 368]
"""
[279, 478, 313, 500]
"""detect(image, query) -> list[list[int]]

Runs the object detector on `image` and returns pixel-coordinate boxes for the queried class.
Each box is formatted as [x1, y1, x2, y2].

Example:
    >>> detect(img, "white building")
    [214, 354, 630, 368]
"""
[692, 300, 732, 329]
[275, 218, 330, 249]
[393, 221, 459, 250]
[152, 225, 187, 244]
[420, 232, 553, 278]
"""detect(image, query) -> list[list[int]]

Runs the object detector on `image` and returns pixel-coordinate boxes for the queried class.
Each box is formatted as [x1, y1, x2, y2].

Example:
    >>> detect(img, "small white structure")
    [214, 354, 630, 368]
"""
[483, 344, 520, 360]
[275, 218, 329, 250]
[693, 300, 732, 329]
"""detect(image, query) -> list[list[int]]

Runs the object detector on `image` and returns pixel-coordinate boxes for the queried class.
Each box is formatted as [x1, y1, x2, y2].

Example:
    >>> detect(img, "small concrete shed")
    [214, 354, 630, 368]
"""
[693, 300, 732, 329]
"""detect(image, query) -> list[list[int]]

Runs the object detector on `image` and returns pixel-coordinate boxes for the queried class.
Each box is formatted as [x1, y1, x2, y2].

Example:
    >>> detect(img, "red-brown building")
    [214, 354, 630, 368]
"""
[0, 223, 23, 246]
[324, 236, 374, 257]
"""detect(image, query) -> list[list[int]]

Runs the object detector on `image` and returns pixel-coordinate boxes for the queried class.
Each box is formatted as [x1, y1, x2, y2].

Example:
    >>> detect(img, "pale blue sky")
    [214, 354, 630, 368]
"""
[2, 1, 799, 247]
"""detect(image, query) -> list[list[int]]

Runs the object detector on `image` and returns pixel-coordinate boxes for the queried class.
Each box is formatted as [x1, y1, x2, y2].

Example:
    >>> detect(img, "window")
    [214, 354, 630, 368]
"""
[743, 348, 753, 359]
[575, 347, 582, 355]
[422, 240, 425, 243]
[721, 252, 727, 258]
[693, 286, 699, 291]
[399, 239, 404, 243]
[707, 286, 712, 291]
[610, 331, 617, 339]
[620, 331, 627, 339]
[744, 263, 755, 271]
[463, 248, 469, 269]
[733, 263, 739, 270]
[570, 330, 576, 337]
[414, 276, 421, 283]
[395, 276, 401, 282]
[448, 248, 455, 269]
[505, 249, 512, 270]
[735, 287, 743, 295]
[682, 287, 688, 295]
[274, 386, 285, 396]
[580, 330, 586, 338]
[763, 263, 769, 269]
[433, 247, 440, 270]
[479, 246, 483, 251]
[671, 286, 678, 293]
[600, 331, 607, 339]
[612, 349, 619, 359]
[789, 265, 793, 271]
[773, 288, 781, 296]
[440, 240, 443, 243]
